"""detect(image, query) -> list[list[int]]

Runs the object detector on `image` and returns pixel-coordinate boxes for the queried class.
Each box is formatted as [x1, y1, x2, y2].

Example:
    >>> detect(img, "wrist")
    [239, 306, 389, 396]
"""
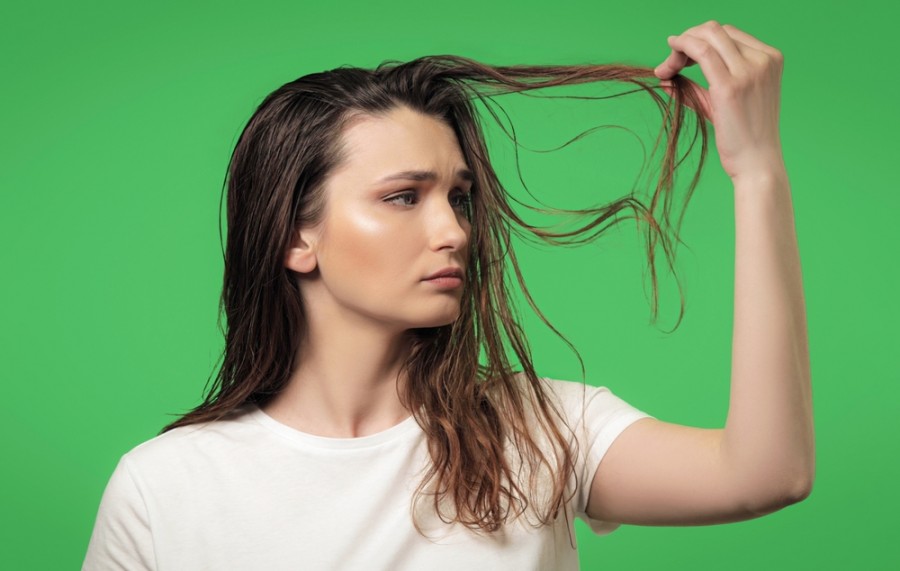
[730, 153, 788, 189]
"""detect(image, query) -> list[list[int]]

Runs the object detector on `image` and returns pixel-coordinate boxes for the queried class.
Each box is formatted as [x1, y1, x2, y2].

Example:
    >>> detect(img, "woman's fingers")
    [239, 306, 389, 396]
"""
[654, 21, 754, 81]
[721, 24, 783, 60]
[695, 22, 748, 71]
[653, 22, 785, 180]
[654, 48, 697, 79]
[658, 32, 730, 85]
[658, 79, 713, 121]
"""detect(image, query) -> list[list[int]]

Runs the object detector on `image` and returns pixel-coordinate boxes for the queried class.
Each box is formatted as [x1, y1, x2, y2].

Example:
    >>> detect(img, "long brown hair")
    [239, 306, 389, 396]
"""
[161, 55, 708, 540]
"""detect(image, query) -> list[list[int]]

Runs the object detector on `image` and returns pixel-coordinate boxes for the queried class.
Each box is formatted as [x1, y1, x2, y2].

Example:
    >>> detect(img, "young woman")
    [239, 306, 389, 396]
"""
[83, 21, 814, 570]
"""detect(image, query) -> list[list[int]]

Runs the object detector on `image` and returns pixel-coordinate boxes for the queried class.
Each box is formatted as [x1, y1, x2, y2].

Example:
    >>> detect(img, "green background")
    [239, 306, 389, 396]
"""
[2, 0, 895, 568]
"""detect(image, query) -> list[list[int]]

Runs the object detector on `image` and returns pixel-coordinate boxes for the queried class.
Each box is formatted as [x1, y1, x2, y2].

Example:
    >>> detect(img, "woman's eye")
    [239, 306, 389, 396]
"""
[384, 189, 472, 214]
[451, 192, 473, 212]
[385, 191, 417, 206]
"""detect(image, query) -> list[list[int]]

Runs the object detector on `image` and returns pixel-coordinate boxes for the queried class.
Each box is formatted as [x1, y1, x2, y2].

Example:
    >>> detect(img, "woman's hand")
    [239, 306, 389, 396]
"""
[654, 21, 785, 184]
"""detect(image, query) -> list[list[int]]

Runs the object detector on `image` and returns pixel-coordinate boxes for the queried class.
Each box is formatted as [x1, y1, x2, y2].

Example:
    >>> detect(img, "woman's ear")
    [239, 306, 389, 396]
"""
[284, 228, 318, 274]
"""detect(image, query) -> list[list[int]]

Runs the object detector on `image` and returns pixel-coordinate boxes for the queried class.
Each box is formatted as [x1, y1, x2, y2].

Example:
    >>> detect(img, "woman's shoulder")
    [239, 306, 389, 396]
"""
[119, 403, 261, 471]
[510, 372, 615, 409]
[536, 375, 602, 396]
[507, 373, 648, 432]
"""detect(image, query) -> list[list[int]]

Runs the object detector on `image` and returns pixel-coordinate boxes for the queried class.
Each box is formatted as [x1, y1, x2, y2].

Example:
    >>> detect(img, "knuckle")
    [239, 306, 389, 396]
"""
[711, 26, 730, 40]
[687, 21, 717, 36]
[696, 41, 713, 59]
[750, 52, 769, 67]
[761, 52, 782, 71]
[683, 25, 701, 37]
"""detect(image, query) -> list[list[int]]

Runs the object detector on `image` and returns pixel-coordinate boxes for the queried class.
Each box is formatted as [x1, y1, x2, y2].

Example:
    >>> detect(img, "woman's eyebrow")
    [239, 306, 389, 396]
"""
[375, 168, 474, 185]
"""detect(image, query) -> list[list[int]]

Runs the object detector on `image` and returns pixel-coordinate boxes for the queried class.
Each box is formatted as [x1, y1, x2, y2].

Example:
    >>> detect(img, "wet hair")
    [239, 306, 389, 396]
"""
[160, 55, 708, 542]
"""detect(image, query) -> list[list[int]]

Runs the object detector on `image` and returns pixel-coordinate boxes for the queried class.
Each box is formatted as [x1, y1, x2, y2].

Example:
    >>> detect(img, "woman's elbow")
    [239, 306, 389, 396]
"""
[743, 475, 814, 517]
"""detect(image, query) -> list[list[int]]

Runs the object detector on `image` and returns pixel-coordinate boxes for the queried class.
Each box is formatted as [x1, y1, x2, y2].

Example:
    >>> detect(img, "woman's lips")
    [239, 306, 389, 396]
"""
[423, 266, 464, 280]
[423, 276, 463, 289]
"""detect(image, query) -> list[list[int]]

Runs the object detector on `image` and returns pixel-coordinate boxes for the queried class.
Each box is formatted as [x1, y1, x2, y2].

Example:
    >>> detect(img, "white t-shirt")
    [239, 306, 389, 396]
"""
[83, 377, 654, 570]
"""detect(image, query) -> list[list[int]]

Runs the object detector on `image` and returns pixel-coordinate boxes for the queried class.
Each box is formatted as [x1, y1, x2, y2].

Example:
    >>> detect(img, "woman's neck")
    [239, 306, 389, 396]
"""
[261, 314, 414, 438]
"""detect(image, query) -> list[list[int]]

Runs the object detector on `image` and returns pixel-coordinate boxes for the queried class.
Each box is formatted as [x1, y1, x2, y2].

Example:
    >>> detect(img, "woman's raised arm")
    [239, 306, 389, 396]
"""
[585, 21, 814, 526]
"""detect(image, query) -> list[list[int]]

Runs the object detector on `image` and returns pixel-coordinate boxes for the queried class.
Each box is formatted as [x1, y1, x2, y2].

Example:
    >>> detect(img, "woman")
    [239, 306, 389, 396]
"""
[83, 21, 814, 570]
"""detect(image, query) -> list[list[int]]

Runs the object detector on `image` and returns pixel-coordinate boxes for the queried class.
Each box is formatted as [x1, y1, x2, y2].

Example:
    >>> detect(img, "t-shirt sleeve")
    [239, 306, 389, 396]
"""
[541, 376, 655, 536]
[82, 455, 156, 570]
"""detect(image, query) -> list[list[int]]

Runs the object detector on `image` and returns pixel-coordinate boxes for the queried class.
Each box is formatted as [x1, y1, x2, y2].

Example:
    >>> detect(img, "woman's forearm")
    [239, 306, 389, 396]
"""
[720, 167, 815, 512]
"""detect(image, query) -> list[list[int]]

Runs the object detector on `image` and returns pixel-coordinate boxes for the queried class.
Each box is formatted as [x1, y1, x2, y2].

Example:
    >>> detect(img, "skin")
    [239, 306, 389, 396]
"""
[265, 20, 815, 528]
[262, 105, 473, 439]
[586, 21, 813, 525]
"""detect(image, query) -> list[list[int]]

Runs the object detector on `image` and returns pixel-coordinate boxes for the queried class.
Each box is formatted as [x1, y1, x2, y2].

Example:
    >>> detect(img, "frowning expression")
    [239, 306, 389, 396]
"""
[290, 105, 474, 332]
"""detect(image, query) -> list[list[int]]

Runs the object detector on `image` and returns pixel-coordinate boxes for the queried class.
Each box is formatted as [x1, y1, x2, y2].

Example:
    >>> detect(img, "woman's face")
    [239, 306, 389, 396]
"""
[290, 105, 473, 332]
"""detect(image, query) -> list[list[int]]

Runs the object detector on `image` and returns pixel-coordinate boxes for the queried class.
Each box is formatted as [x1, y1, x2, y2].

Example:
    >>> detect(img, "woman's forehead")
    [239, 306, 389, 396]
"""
[333, 108, 468, 186]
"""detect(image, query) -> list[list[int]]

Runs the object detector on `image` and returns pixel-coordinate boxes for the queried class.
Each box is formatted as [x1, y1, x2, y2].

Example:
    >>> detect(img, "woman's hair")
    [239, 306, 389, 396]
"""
[160, 55, 708, 541]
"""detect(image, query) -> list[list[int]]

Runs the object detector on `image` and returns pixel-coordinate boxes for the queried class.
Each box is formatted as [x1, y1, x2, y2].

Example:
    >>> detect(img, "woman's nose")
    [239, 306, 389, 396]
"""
[427, 199, 469, 252]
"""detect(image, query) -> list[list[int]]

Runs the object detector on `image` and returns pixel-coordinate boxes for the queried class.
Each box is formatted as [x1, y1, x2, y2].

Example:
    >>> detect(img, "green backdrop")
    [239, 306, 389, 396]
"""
[2, 0, 895, 568]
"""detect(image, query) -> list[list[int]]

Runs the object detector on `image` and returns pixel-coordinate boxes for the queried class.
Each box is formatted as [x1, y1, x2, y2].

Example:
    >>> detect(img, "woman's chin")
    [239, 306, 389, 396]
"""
[415, 309, 462, 329]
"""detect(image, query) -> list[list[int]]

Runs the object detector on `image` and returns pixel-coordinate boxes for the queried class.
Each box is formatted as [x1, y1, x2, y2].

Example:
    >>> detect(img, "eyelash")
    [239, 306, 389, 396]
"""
[385, 189, 473, 213]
